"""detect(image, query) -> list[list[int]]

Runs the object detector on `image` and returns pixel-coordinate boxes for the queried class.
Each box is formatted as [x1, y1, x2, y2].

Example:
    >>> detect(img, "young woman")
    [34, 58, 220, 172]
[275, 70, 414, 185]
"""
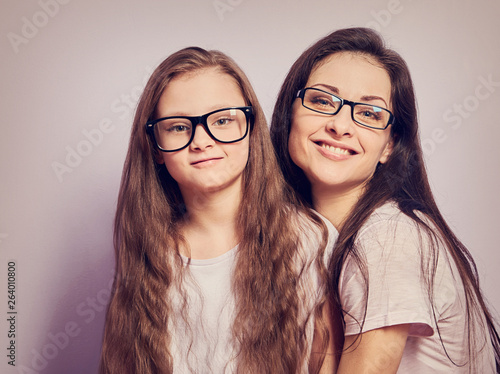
[99, 47, 338, 373]
[271, 27, 500, 373]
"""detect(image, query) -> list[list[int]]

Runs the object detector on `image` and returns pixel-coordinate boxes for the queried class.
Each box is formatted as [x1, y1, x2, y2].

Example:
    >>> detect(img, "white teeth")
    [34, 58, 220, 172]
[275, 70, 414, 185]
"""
[321, 144, 351, 155]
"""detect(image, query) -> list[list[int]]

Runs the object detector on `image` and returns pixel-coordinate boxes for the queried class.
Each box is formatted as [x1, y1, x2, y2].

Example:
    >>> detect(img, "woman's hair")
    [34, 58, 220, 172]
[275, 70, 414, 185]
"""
[100, 47, 329, 373]
[270, 27, 500, 372]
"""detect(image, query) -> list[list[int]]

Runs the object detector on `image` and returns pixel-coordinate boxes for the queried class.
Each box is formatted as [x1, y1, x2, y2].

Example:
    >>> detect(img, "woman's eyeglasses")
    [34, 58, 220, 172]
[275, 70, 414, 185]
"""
[297, 88, 394, 130]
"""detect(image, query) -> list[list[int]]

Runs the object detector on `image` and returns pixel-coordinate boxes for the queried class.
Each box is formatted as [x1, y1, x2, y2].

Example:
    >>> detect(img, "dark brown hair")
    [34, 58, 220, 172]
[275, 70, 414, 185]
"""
[270, 27, 500, 373]
[100, 47, 329, 373]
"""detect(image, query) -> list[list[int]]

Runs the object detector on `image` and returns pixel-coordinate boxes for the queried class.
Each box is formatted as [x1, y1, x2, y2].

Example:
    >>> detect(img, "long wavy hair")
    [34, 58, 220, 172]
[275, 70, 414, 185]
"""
[100, 47, 329, 373]
[270, 27, 500, 373]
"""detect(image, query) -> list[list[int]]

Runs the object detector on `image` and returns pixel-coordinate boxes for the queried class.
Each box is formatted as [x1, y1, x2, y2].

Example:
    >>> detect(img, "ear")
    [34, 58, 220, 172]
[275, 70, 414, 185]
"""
[379, 138, 394, 164]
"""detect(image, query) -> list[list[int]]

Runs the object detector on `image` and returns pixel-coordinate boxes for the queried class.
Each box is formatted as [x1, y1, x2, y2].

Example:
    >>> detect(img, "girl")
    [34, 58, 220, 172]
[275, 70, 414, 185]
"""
[100, 47, 337, 373]
[271, 28, 500, 373]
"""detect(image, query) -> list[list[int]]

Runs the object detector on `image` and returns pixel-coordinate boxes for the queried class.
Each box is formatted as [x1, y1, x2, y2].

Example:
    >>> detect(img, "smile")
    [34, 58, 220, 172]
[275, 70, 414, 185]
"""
[191, 157, 223, 166]
[321, 144, 351, 155]
[316, 142, 357, 156]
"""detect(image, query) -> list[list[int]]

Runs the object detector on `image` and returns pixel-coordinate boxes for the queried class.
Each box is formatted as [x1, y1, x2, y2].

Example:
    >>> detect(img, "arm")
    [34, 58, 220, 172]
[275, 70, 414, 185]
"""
[310, 300, 344, 374]
[337, 214, 433, 373]
[337, 324, 410, 374]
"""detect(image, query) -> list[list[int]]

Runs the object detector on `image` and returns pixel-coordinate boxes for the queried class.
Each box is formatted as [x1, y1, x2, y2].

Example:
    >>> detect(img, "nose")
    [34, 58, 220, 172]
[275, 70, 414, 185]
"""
[190, 123, 215, 150]
[325, 105, 354, 137]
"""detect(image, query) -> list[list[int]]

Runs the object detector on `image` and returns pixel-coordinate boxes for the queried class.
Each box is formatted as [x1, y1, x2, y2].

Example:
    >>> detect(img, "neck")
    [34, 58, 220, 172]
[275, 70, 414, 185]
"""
[312, 183, 364, 230]
[179, 182, 242, 259]
[184, 190, 240, 229]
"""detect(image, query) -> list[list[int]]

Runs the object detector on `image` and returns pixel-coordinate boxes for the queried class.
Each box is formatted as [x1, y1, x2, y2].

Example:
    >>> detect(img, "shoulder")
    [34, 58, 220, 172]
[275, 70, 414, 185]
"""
[356, 202, 427, 255]
[345, 201, 441, 292]
[291, 207, 338, 242]
[289, 208, 338, 265]
[341, 202, 437, 336]
[361, 201, 416, 234]
[297, 208, 338, 248]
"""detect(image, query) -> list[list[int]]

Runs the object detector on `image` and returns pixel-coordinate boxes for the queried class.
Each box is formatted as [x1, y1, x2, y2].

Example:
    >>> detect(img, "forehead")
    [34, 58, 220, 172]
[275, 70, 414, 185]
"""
[308, 52, 392, 106]
[166, 68, 242, 98]
[157, 68, 246, 115]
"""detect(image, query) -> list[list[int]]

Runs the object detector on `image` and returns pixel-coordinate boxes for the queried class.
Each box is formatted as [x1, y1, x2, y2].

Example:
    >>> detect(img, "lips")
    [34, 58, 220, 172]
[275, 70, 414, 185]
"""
[190, 157, 223, 165]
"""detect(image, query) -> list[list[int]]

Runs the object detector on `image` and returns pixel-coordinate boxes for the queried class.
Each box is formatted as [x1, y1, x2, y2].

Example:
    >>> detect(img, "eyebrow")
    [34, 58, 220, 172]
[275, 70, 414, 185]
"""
[310, 83, 389, 108]
[158, 104, 242, 118]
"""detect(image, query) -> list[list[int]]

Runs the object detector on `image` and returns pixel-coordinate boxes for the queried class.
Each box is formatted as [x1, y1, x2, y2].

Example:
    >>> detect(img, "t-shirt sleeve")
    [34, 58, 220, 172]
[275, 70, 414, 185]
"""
[339, 216, 435, 337]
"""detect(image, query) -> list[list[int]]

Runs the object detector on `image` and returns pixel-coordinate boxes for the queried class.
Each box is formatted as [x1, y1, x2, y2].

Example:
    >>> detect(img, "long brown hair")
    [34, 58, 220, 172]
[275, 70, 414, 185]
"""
[100, 47, 329, 373]
[270, 27, 500, 373]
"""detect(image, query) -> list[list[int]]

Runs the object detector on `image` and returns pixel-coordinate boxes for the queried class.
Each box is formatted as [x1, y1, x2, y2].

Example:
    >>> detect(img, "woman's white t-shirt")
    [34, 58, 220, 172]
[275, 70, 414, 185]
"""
[340, 202, 496, 373]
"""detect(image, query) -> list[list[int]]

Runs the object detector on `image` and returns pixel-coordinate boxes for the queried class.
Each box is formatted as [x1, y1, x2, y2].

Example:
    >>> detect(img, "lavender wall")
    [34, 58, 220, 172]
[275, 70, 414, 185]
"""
[1, 1, 499, 373]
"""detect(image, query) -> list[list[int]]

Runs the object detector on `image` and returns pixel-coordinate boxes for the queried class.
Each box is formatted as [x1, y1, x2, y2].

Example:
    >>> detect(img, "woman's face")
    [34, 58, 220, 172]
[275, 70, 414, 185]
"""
[155, 68, 250, 196]
[288, 52, 393, 197]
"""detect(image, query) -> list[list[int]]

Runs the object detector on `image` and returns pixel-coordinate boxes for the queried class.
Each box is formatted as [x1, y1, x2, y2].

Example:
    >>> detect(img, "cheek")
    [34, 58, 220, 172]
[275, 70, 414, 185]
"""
[240, 140, 251, 166]
[288, 119, 312, 171]
[234, 144, 249, 167]
[287, 125, 301, 166]
[161, 154, 184, 180]
[358, 128, 392, 159]
[225, 139, 250, 171]
[288, 105, 305, 161]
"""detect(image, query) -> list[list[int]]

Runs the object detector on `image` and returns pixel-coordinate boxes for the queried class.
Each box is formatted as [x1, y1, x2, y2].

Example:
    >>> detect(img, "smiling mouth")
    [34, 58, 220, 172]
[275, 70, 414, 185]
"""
[191, 157, 222, 165]
[317, 142, 356, 155]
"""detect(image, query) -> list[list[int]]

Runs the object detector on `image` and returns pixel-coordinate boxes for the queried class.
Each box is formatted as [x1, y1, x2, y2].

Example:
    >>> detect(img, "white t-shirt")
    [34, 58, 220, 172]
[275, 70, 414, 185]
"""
[168, 211, 337, 373]
[339, 202, 496, 373]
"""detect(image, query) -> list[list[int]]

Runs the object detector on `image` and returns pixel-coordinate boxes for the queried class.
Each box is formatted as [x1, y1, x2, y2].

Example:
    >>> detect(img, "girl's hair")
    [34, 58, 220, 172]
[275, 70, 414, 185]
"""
[100, 47, 329, 373]
[270, 27, 500, 372]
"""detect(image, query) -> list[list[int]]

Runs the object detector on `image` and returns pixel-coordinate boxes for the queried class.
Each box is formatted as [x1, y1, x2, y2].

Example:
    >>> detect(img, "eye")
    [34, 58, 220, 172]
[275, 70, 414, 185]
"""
[211, 117, 233, 126]
[305, 91, 341, 112]
[357, 108, 381, 120]
[167, 124, 190, 132]
[160, 121, 191, 133]
[310, 95, 335, 107]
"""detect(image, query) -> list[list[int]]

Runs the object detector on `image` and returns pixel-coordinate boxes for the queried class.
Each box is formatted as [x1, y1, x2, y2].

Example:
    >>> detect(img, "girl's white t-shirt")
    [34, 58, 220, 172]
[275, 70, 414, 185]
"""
[169, 212, 337, 373]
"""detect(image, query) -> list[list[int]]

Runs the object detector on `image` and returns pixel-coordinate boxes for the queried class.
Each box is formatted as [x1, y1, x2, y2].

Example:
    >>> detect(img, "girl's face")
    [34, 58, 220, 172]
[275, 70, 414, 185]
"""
[155, 68, 250, 196]
[288, 52, 393, 197]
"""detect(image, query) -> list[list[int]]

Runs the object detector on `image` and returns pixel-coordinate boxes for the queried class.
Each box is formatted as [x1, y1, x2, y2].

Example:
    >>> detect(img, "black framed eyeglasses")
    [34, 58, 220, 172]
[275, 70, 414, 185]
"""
[146, 106, 254, 152]
[296, 88, 395, 130]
